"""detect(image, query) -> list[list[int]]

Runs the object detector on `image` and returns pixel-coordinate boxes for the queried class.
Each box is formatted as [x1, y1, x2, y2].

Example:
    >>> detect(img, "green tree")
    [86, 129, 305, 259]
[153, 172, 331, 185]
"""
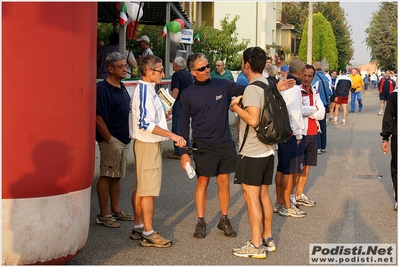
[283, 2, 353, 69]
[313, 2, 353, 70]
[192, 14, 250, 70]
[298, 12, 338, 70]
[365, 2, 397, 71]
[97, 22, 115, 44]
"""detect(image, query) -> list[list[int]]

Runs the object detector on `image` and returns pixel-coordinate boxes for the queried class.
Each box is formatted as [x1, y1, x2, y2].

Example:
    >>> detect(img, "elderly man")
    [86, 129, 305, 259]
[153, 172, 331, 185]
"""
[136, 35, 153, 57]
[210, 60, 234, 80]
[130, 55, 186, 248]
[96, 52, 134, 228]
[180, 53, 245, 239]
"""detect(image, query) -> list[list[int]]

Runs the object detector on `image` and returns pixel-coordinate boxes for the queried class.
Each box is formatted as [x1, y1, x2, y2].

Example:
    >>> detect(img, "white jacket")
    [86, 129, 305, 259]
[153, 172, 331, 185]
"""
[280, 85, 304, 140]
[301, 83, 325, 135]
[130, 81, 169, 143]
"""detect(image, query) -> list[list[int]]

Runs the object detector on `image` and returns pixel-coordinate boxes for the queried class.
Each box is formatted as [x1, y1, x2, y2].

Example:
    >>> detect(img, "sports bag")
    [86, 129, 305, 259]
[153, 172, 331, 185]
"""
[239, 80, 292, 152]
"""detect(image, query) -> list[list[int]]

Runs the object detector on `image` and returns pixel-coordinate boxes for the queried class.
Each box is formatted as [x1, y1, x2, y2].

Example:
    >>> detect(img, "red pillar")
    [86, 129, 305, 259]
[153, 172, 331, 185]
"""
[2, 2, 97, 264]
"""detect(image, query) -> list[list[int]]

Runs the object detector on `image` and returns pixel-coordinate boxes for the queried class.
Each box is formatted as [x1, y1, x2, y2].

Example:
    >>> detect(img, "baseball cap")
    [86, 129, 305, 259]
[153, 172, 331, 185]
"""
[136, 35, 150, 44]
[280, 65, 289, 72]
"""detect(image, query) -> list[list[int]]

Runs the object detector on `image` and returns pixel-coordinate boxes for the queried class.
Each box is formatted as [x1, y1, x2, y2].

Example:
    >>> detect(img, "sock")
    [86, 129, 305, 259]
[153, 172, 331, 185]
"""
[143, 230, 154, 236]
[220, 214, 229, 220]
[134, 224, 144, 230]
[198, 217, 205, 222]
[334, 117, 337, 122]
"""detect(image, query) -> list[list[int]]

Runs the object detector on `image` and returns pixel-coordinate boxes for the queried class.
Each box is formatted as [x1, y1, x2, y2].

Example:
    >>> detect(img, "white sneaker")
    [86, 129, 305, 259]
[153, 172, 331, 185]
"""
[290, 194, 299, 207]
[377, 111, 383, 116]
[342, 119, 346, 126]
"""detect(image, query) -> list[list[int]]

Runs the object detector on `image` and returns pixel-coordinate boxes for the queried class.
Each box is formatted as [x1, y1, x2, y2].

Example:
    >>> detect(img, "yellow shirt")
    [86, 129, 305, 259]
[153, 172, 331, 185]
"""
[350, 74, 364, 92]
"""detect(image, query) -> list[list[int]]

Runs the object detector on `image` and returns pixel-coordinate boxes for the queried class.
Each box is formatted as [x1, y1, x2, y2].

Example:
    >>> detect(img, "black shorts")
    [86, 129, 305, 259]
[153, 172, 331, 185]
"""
[380, 91, 392, 101]
[192, 138, 237, 177]
[303, 135, 317, 166]
[276, 136, 304, 174]
[234, 154, 274, 186]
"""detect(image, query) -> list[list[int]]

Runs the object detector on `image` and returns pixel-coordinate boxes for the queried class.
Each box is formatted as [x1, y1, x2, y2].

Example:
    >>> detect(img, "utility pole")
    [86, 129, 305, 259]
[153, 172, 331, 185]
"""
[307, 2, 313, 64]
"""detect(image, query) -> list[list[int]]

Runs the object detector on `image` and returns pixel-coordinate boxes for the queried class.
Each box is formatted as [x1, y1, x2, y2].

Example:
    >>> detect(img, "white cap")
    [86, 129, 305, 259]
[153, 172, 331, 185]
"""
[136, 35, 150, 44]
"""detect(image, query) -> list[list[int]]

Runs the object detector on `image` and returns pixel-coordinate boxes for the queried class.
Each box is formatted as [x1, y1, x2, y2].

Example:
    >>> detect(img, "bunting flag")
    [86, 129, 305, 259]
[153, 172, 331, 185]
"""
[119, 2, 128, 26]
[161, 23, 167, 37]
[194, 32, 200, 44]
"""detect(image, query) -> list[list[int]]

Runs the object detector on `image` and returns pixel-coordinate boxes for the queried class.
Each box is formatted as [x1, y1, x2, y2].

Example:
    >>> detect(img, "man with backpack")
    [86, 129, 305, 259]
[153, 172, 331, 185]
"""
[229, 47, 295, 258]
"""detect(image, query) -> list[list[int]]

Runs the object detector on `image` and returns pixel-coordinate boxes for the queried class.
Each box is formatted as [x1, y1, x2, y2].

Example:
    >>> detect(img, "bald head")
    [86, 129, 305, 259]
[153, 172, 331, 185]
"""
[289, 59, 305, 77]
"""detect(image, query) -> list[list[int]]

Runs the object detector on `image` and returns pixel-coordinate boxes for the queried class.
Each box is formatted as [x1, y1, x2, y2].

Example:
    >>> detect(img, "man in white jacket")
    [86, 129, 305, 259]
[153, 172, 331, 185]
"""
[274, 59, 306, 218]
[291, 64, 325, 208]
[130, 54, 186, 248]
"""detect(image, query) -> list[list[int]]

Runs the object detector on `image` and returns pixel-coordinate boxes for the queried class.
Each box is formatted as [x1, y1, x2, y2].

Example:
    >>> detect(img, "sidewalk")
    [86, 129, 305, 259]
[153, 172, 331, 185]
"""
[68, 89, 397, 265]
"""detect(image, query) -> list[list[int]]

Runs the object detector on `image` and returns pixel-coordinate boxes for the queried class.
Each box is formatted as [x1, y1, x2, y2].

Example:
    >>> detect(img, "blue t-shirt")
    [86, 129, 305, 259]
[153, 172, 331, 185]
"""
[179, 78, 245, 153]
[171, 69, 193, 100]
[96, 80, 131, 144]
[236, 72, 249, 86]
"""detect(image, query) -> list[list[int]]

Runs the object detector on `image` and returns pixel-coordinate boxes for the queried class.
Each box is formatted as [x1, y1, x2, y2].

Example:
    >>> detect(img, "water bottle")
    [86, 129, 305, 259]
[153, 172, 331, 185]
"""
[185, 162, 196, 179]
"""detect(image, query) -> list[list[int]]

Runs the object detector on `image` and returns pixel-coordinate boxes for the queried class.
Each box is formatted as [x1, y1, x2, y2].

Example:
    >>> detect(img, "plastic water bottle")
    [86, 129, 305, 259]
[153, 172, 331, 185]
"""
[185, 162, 196, 179]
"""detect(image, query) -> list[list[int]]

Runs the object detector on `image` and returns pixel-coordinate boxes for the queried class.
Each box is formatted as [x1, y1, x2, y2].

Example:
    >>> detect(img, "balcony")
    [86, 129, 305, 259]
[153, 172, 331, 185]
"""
[276, 9, 286, 26]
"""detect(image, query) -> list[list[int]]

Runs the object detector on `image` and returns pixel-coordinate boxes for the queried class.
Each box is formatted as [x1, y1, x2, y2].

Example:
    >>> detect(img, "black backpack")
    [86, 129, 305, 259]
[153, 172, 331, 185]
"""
[239, 80, 292, 152]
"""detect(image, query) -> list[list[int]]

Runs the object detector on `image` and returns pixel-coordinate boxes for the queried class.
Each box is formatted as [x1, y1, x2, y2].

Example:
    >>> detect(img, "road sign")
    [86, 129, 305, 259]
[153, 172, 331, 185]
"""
[180, 29, 193, 44]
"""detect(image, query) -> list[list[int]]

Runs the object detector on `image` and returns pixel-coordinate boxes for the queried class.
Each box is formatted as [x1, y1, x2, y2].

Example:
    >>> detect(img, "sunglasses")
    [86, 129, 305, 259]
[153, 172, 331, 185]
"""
[196, 64, 210, 72]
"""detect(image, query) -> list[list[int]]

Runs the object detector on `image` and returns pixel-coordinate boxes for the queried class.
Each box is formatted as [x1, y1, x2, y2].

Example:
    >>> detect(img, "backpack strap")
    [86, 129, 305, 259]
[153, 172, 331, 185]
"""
[238, 80, 268, 153]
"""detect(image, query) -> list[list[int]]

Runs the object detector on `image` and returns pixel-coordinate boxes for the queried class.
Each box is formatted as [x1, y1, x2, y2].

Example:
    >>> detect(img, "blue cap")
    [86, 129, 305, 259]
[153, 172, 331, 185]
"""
[280, 65, 289, 72]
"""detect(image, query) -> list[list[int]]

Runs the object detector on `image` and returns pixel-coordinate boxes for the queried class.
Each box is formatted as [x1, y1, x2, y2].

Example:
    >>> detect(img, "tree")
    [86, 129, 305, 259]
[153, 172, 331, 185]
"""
[298, 12, 338, 70]
[283, 2, 353, 69]
[313, 2, 353, 70]
[192, 14, 250, 70]
[365, 2, 397, 71]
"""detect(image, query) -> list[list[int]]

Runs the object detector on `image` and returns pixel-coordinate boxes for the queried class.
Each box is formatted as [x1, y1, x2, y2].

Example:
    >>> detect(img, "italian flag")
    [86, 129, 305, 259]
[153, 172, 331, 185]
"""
[194, 32, 200, 44]
[119, 2, 128, 26]
[162, 23, 167, 37]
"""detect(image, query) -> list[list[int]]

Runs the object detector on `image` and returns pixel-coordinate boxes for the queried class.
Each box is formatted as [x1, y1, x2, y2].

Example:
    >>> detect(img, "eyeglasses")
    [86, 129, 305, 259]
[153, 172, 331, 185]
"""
[112, 64, 128, 69]
[151, 68, 164, 73]
[196, 64, 210, 72]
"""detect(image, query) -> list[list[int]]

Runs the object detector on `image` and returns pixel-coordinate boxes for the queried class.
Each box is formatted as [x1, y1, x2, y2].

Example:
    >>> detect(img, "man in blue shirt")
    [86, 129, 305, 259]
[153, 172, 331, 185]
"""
[312, 61, 331, 154]
[179, 53, 245, 239]
[96, 52, 134, 228]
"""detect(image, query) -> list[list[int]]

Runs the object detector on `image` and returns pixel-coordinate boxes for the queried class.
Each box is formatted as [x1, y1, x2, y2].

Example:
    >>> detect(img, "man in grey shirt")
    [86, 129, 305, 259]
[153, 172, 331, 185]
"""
[229, 47, 294, 259]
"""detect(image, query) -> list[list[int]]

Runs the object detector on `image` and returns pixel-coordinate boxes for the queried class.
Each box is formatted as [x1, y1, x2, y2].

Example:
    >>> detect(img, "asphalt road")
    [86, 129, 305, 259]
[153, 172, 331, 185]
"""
[68, 89, 397, 265]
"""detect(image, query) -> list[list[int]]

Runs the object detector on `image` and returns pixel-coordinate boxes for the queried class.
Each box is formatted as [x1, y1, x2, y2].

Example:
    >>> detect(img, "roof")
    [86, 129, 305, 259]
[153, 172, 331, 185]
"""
[98, 2, 191, 27]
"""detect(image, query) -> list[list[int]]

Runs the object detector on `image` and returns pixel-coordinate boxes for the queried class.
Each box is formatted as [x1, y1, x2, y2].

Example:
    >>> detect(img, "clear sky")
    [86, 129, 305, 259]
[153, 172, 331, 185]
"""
[339, 1, 381, 66]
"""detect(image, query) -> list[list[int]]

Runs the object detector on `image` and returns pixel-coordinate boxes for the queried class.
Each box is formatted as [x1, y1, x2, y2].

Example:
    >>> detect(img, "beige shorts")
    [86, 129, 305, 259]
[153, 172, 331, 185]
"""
[134, 140, 162, 196]
[98, 136, 131, 178]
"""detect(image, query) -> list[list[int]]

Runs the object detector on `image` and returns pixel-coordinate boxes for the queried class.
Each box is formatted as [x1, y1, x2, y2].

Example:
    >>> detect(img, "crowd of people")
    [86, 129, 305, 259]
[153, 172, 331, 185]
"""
[95, 34, 397, 258]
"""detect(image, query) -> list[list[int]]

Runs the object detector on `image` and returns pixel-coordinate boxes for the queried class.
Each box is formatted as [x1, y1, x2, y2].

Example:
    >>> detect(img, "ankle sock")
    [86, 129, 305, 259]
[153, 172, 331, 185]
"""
[134, 224, 144, 230]
[198, 217, 205, 222]
[143, 230, 154, 236]
[220, 214, 229, 220]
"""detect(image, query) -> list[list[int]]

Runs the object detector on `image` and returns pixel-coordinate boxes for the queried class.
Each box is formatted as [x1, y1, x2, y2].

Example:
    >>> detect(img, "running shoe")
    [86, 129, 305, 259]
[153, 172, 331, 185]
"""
[262, 237, 277, 252]
[232, 241, 266, 259]
[193, 221, 206, 238]
[273, 202, 282, 213]
[217, 218, 237, 237]
[296, 193, 316, 207]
